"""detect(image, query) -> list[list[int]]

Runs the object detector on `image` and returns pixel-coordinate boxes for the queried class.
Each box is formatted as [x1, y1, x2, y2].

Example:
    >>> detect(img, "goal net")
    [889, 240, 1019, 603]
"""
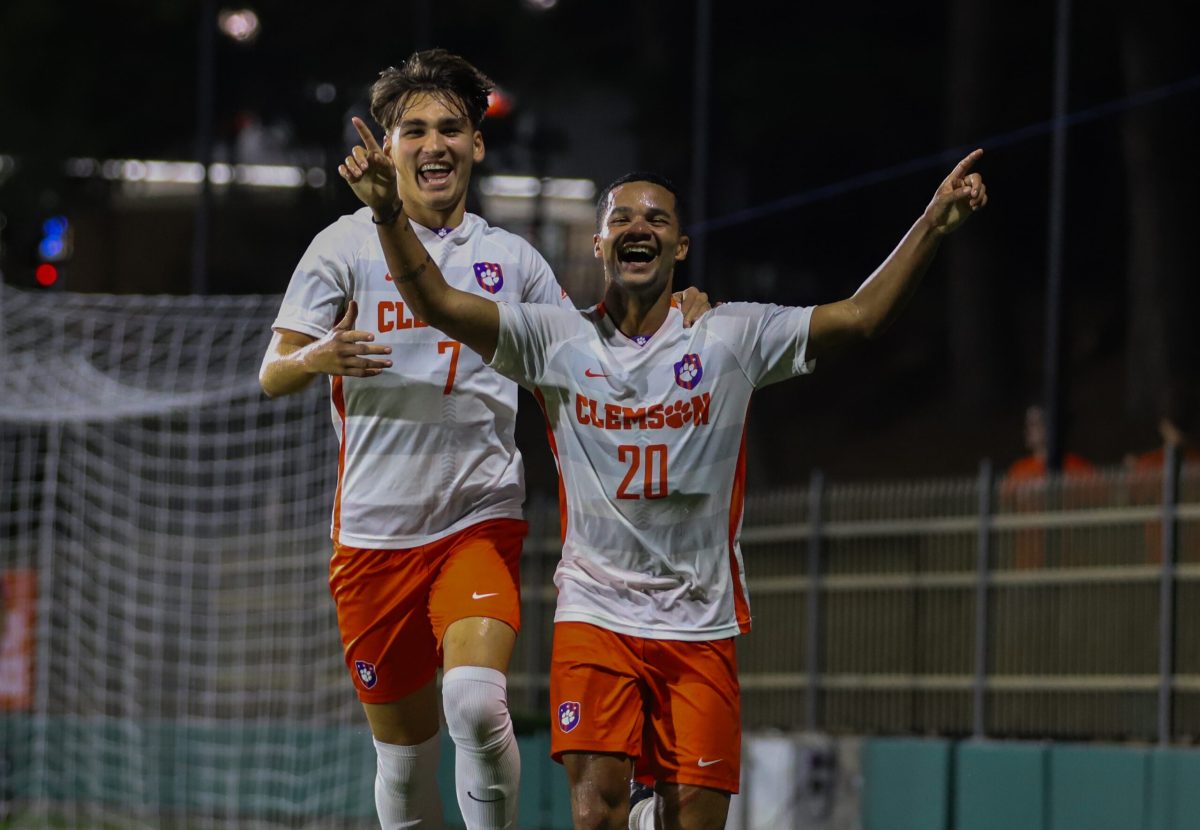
[0, 282, 376, 827]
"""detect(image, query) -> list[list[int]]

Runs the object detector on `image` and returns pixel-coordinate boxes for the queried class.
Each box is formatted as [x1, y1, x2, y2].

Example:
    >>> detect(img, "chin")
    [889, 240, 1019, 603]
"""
[426, 190, 464, 210]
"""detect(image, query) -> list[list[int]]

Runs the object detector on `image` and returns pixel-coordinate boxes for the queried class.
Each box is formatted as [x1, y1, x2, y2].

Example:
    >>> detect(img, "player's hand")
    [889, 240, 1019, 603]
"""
[673, 286, 712, 328]
[338, 117, 401, 215]
[304, 300, 392, 378]
[923, 149, 988, 236]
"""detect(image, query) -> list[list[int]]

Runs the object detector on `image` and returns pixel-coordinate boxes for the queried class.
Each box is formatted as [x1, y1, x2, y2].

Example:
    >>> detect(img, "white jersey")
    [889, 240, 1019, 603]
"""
[273, 208, 572, 548]
[489, 300, 816, 640]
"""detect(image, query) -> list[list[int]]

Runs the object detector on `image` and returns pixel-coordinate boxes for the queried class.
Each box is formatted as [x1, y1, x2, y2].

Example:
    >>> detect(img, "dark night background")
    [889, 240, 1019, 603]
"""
[1, 0, 1197, 494]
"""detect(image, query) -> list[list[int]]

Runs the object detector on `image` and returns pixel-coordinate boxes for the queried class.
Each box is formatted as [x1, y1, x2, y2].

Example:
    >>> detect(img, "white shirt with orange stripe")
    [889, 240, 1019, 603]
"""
[273, 208, 573, 548]
[489, 301, 816, 640]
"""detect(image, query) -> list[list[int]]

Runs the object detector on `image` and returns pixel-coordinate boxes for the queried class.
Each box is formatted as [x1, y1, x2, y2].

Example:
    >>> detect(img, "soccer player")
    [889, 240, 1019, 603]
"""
[341, 118, 986, 829]
[260, 50, 706, 830]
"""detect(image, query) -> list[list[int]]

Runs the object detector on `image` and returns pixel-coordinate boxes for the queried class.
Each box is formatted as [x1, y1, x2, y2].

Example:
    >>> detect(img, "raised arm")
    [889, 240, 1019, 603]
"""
[339, 117, 501, 361]
[808, 149, 988, 361]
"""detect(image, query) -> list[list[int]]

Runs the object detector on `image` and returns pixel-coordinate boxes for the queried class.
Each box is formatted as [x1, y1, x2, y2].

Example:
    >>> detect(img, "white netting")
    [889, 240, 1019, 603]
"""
[0, 283, 375, 828]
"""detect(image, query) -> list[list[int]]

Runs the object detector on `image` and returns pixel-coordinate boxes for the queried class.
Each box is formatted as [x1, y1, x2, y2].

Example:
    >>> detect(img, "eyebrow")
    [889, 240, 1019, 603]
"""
[398, 115, 470, 129]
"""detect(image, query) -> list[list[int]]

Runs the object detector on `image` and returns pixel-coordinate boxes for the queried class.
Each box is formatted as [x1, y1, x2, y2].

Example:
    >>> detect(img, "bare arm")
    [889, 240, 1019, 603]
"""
[258, 300, 392, 397]
[809, 149, 988, 361]
[339, 117, 501, 362]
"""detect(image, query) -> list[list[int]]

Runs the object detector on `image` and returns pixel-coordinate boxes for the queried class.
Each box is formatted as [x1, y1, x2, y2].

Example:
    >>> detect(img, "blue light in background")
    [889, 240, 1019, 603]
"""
[38, 214, 71, 263]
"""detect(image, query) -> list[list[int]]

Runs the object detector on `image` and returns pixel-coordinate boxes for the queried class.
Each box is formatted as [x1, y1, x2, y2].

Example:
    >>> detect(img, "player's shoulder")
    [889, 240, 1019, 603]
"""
[511, 299, 590, 323]
[467, 213, 543, 260]
[706, 301, 814, 325]
[503, 300, 592, 339]
[309, 207, 377, 252]
[701, 301, 779, 328]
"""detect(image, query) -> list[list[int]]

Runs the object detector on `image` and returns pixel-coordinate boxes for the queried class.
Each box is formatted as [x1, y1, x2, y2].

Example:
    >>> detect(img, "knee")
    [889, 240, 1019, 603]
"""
[571, 793, 626, 830]
[441, 666, 510, 749]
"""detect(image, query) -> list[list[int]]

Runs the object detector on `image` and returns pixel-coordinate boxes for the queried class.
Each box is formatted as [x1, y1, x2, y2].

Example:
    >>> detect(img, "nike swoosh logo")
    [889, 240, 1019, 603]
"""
[467, 791, 504, 803]
[472, 592, 499, 600]
[584, 369, 610, 378]
[697, 758, 723, 767]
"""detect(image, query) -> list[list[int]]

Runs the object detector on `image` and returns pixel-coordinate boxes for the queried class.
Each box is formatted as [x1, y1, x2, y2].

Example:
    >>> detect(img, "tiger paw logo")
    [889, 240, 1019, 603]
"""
[664, 400, 693, 428]
[473, 262, 504, 294]
[558, 701, 581, 733]
[355, 660, 378, 690]
[673, 353, 703, 389]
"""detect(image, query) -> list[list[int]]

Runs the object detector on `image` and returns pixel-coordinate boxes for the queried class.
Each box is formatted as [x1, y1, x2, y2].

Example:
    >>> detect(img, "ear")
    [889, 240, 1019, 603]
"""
[674, 234, 691, 262]
[473, 130, 485, 164]
[592, 233, 602, 259]
[382, 132, 393, 155]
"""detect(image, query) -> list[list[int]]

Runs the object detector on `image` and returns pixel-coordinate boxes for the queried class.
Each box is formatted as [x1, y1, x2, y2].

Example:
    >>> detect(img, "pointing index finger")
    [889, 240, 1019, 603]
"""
[951, 148, 984, 180]
[351, 116, 383, 153]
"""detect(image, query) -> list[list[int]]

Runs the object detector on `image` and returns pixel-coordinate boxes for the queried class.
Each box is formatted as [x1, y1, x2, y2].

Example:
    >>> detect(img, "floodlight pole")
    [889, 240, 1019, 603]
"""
[689, 0, 712, 291]
[1042, 0, 1072, 471]
[191, 0, 215, 296]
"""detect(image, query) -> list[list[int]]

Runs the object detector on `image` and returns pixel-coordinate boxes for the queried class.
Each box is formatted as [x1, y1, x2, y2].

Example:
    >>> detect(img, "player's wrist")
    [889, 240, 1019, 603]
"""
[298, 342, 328, 377]
[915, 210, 945, 238]
[371, 199, 404, 226]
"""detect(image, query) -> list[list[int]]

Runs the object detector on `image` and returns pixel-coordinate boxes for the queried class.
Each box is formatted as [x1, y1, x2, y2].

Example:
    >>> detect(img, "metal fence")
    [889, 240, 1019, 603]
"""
[510, 449, 1200, 744]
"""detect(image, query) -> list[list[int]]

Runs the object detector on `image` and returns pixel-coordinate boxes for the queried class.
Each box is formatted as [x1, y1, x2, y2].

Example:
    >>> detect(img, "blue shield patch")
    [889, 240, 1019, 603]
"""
[473, 262, 504, 294]
[355, 660, 378, 690]
[673, 353, 703, 390]
[558, 700, 581, 733]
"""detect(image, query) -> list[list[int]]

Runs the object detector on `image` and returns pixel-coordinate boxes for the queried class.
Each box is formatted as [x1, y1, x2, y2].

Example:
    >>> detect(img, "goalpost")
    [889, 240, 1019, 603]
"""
[0, 283, 376, 827]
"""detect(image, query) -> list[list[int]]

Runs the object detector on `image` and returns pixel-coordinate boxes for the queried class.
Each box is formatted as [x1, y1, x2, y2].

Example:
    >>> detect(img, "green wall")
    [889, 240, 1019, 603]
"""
[0, 714, 573, 828]
[864, 736, 1199, 830]
[5, 715, 1199, 829]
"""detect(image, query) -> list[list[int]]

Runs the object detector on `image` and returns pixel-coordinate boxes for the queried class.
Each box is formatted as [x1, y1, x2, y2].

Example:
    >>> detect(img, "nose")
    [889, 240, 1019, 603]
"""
[422, 129, 447, 155]
[626, 216, 652, 236]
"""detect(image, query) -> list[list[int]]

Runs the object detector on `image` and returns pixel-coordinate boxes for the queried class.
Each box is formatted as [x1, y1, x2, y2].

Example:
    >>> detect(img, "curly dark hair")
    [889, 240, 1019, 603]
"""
[369, 49, 494, 131]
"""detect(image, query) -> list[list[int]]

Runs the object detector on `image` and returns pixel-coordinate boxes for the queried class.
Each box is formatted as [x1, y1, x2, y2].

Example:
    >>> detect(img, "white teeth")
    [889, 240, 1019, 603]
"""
[420, 163, 451, 173]
[622, 245, 654, 255]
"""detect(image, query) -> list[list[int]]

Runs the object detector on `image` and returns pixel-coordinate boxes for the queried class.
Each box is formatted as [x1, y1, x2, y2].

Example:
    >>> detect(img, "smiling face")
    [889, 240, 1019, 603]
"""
[593, 181, 689, 295]
[385, 91, 484, 228]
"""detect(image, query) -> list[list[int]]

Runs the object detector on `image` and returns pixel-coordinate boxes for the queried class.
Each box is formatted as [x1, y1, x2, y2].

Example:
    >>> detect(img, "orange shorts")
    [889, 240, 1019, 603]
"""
[329, 518, 527, 703]
[549, 621, 741, 793]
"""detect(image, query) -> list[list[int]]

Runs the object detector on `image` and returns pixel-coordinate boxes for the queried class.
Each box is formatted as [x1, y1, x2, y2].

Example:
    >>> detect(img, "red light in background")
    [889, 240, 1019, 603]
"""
[35, 264, 58, 287]
[486, 88, 514, 119]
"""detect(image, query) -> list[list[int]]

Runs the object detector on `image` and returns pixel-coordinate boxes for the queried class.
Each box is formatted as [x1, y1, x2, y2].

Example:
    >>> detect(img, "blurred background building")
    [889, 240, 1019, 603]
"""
[1, 0, 1196, 488]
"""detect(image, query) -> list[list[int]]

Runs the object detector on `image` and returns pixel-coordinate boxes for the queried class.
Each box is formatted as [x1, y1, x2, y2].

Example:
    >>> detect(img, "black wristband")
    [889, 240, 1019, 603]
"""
[371, 203, 403, 226]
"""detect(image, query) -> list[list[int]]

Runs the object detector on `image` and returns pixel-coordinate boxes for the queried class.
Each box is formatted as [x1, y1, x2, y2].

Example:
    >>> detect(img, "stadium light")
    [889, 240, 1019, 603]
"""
[218, 8, 260, 43]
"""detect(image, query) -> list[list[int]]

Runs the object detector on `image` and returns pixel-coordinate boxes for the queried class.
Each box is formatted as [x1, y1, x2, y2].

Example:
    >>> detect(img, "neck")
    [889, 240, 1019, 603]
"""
[405, 200, 467, 231]
[603, 277, 674, 339]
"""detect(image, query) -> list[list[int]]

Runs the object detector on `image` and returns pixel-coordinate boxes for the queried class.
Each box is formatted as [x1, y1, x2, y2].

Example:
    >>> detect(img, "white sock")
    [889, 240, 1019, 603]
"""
[373, 732, 444, 829]
[442, 666, 521, 829]
[629, 794, 658, 830]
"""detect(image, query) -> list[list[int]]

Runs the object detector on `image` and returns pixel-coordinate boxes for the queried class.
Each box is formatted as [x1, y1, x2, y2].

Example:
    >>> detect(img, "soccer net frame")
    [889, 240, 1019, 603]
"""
[0, 283, 376, 828]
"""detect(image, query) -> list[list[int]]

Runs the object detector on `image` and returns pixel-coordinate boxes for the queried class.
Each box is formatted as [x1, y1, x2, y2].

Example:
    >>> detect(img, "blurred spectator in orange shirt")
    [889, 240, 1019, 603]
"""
[1125, 417, 1200, 473]
[1125, 417, 1200, 563]
[1001, 405, 1096, 568]
[1006, 404, 1095, 480]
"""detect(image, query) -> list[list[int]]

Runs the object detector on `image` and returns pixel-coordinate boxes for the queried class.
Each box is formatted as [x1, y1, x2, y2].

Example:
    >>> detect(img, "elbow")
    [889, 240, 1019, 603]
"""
[844, 300, 883, 343]
[258, 362, 291, 399]
[859, 317, 889, 342]
[259, 372, 279, 399]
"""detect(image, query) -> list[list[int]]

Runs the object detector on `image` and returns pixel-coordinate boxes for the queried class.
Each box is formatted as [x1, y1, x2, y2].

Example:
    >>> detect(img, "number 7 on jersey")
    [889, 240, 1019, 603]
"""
[438, 340, 460, 394]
